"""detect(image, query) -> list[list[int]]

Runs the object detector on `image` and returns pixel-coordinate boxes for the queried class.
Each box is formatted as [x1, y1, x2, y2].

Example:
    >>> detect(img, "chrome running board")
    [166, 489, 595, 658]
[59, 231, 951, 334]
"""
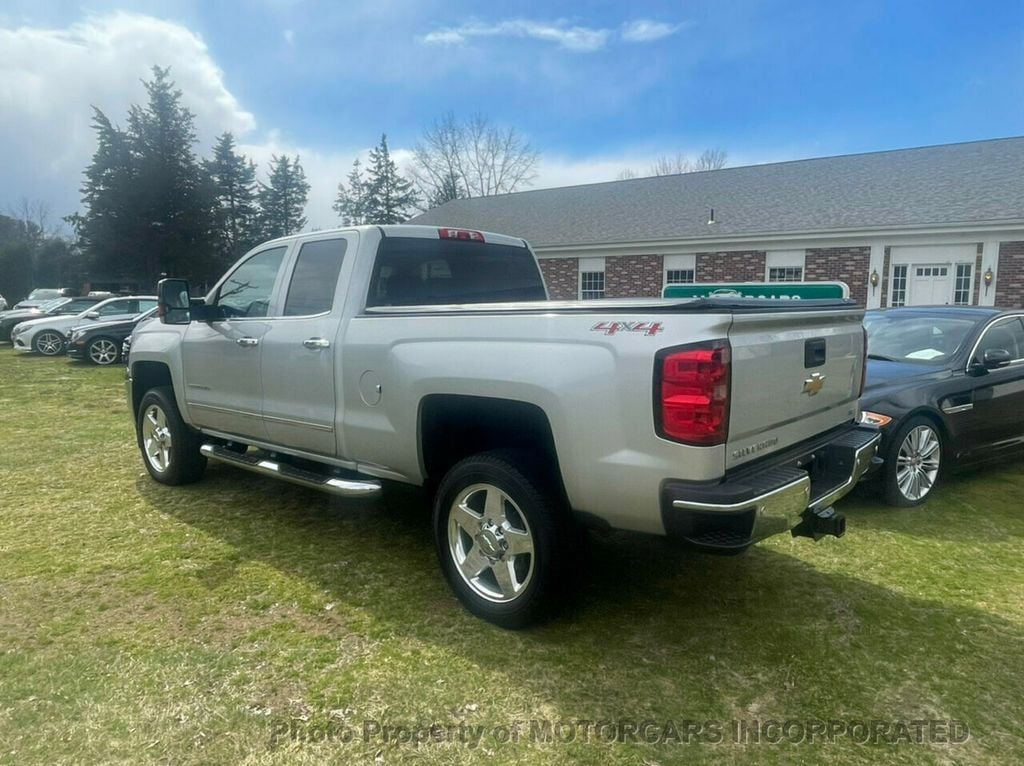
[200, 443, 382, 499]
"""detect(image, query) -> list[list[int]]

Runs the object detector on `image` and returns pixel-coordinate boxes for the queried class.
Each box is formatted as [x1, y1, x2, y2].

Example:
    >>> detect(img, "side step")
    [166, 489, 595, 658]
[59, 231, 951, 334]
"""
[200, 443, 382, 499]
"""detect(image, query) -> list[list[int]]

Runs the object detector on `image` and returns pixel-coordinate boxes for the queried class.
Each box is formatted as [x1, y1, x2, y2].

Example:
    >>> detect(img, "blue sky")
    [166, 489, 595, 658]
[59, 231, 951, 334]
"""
[1, 0, 1022, 227]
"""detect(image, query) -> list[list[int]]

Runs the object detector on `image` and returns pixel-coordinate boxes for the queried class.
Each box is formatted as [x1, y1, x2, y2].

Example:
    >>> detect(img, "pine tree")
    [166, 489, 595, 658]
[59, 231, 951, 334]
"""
[205, 132, 259, 264]
[430, 170, 464, 208]
[76, 66, 216, 284]
[363, 135, 419, 224]
[333, 159, 369, 225]
[257, 155, 310, 238]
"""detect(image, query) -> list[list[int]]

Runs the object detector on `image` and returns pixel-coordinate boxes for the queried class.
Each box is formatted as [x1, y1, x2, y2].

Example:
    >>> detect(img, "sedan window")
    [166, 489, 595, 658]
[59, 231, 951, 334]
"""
[974, 318, 1024, 362]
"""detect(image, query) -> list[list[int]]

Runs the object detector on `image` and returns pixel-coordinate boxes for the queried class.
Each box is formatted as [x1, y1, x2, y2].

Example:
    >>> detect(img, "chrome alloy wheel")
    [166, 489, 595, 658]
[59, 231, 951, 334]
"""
[447, 483, 536, 603]
[89, 339, 119, 365]
[36, 331, 64, 356]
[141, 404, 173, 473]
[895, 425, 941, 501]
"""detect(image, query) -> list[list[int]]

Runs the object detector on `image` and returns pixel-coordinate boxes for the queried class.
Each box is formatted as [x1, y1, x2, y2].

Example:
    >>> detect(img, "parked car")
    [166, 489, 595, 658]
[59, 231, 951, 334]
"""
[11, 296, 157, 356]
[0, 296, 102, 341]
[861, 306, 1024, 506]
[12, 287, 78, 309]
[128, 225, 879, 627]
[67, 307, 158, 365]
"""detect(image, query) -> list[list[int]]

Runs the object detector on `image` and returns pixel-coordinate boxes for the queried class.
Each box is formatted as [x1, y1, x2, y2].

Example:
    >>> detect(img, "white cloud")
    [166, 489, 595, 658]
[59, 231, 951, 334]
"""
[0, 12, 255, 218]
[421, 19, 611, 53]
[620, 20, 685, 43]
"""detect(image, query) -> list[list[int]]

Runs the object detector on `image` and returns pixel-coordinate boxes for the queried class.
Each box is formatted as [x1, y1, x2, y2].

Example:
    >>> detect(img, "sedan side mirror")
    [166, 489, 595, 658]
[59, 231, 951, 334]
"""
[983, 348, 1012, 370]
[157, 278, 192, 325]
[85, 311, 100, 320]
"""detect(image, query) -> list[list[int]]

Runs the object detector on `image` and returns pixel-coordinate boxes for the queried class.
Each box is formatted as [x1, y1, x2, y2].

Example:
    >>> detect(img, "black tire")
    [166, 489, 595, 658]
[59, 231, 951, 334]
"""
[86, 336, 121, 365]
[882, 415, 944, 507]
[433, 450, 580, 629]
[136, 386, 206, 485]
[32, 329, 65, 356]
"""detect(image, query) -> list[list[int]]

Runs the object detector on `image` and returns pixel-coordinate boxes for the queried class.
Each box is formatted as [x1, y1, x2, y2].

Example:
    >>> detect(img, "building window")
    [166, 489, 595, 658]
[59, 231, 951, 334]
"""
[765, 250, 805, 282]
[663, 254, 696, 289]
[954, 263, 972, 305]
[768, 266, 803, 282]
[891, 265, 908, 307]
[579, 257, 605, 299]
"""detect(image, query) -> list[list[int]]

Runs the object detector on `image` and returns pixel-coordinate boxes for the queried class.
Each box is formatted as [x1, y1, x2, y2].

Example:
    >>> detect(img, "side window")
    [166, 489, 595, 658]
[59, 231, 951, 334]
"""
[976, 318, 1024, 362]
[98, 300, 129, 316]
[283, 238, 347, 316]
[138, 299, 157, 313]
[216, 247, 288, 318]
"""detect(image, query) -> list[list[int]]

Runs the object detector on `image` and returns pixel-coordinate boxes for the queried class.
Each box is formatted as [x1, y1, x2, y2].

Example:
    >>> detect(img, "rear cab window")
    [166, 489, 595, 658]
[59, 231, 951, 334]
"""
[366, 236, 546, 307]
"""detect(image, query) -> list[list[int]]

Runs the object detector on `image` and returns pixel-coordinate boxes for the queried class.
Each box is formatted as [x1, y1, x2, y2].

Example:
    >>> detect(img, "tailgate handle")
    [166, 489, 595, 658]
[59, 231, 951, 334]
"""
[804, 338, 826, 368]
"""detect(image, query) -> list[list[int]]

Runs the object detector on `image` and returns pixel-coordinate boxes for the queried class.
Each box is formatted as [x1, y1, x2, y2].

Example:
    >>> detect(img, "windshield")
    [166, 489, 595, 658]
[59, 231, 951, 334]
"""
[27, 289, 61, 301]
[865, 313, 977, 365]
[37, 298, 70, 311]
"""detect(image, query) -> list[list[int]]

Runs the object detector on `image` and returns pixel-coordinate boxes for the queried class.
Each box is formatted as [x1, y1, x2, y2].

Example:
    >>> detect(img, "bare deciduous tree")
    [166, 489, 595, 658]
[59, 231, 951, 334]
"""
[618, 148, 729, 180]
[411, 113, 539, 207]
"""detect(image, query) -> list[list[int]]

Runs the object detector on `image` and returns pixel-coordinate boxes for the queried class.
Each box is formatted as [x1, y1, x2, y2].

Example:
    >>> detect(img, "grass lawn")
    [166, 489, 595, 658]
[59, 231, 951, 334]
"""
[1, 348, 1022, 765]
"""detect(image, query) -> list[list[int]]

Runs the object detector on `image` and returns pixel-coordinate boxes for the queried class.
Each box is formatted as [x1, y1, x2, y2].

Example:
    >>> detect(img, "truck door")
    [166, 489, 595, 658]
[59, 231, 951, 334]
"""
[259, 234, 355, 456]
[181, 245, 290, 441]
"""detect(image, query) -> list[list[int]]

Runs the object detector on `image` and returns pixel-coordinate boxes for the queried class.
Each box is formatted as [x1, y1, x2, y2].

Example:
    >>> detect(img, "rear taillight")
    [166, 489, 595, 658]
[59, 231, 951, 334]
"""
[656, 341, 731, 446]
[858, 326, 868, 397]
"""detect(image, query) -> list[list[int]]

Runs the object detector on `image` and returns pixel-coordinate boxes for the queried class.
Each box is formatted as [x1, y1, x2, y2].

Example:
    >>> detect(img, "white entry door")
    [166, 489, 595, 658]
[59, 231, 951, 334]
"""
[908, 264, 952, 305]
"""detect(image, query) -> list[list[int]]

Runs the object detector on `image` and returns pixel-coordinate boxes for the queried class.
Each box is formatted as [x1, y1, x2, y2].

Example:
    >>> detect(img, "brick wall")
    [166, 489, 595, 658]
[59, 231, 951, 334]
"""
[804, 246, 871, 305]
[538, 257, 578, 300]
[605, 255, 664, 298]
[696, 251, 766, 282]
[995, 241, 1024, 308]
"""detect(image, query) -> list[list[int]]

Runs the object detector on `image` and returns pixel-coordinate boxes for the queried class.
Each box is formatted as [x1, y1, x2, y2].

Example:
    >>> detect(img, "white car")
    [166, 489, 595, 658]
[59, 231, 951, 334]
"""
[12, 295, 156, 356]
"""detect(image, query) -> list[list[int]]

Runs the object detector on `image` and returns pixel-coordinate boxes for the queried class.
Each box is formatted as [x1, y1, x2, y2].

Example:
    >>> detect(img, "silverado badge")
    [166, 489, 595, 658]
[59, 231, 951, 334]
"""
[802, 372, 827, 396]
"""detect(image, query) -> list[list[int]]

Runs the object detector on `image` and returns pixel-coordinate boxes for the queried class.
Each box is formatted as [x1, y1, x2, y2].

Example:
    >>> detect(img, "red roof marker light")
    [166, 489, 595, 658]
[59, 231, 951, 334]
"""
[438, 228, 485, 242]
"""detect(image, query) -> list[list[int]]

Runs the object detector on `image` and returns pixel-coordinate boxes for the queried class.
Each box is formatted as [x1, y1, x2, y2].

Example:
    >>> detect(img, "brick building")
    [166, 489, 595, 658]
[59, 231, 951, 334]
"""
[411, 137, 1024, 308]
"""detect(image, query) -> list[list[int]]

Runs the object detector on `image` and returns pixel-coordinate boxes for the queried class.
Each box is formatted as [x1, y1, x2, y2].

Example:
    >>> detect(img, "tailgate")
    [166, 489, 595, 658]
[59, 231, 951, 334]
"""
[726, 306, 864, 470]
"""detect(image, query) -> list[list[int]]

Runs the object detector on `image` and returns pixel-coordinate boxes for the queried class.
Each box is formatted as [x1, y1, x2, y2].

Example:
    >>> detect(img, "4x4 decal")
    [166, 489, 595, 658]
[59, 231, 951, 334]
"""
[591, 321, 664, 336]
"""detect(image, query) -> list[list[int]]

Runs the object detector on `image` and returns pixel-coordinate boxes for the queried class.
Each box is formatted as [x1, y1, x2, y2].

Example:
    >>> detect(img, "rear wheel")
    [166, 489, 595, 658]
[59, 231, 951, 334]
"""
[883, 415, 943, 507]
[87, 336, 120, 365]
[433, 450, 580, 628]
[33, 330, 65, 356]
[137, 387, 206, 485]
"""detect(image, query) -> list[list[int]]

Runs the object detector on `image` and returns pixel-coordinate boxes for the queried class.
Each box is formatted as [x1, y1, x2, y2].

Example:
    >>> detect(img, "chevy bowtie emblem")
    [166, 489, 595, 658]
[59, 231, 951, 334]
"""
[802, 372, 827, 396]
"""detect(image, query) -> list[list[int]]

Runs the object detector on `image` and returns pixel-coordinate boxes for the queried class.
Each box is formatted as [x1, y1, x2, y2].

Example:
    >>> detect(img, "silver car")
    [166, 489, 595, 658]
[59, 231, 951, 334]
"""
[12, 296, 157, 356]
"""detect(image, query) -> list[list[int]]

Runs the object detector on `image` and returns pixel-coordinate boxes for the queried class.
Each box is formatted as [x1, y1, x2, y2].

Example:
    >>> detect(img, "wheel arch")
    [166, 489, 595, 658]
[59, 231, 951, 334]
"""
[130, 360, 174, 420]
[418, 394, 568, 503]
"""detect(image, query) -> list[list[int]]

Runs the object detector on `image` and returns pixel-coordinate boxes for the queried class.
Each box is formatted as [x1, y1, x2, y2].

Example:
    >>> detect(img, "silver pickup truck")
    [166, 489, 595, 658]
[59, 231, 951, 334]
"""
[128, 224, 879, 627]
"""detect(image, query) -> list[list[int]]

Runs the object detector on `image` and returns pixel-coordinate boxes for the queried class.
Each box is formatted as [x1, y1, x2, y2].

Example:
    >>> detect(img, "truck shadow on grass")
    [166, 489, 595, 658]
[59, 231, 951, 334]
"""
[136, 465, 1022, 760]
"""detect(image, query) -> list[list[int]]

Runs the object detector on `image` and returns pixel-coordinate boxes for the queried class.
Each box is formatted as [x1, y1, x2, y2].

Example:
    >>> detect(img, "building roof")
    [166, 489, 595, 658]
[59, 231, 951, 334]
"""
[409, 137, 1024, 248]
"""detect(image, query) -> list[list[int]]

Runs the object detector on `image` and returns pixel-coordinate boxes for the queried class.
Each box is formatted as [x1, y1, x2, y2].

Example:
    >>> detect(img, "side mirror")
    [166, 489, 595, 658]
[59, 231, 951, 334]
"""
[85, 311, 100, 320]
[157, 278, 192, 325]
[983, 348, 1012, 370]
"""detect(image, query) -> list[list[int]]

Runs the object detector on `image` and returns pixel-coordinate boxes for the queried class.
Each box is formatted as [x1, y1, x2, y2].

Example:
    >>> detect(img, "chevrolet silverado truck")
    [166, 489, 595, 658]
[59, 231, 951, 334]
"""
[127, 224, 880, 627]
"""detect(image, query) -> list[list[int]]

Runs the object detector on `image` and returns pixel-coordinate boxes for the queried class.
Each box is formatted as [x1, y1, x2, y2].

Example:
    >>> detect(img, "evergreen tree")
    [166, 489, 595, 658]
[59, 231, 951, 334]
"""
[76, 66, 216, 284]
[257, 155, 309, 238]
[430, 170, 464, 208]
[205, 132, 259, 265]
[332, 159, 369, 225]
[363, 134, 419, 224]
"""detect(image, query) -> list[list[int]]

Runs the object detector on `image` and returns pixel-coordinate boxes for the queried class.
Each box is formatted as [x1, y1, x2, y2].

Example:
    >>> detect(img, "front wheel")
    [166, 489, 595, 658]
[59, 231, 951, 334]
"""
[137, 387, 206, 485]
[33, 330, 65, 356]
[883, 415, 943, 507]
[87, 336, 120, 365]
[433, 450, 580, 629]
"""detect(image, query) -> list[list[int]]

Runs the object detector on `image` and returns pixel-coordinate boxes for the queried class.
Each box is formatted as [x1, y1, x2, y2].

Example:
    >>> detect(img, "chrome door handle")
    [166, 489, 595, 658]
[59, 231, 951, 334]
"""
[236, 337, 259, 347]
[303, 337, 331, 350]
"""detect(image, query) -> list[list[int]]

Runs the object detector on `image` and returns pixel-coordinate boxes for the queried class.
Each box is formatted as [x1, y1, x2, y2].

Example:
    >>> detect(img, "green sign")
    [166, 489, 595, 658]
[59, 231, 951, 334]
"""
[664, 281, 849, 300]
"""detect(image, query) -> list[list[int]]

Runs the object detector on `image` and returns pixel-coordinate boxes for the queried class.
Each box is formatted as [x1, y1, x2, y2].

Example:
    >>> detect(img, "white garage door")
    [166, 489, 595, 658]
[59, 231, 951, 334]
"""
[889, 244, 977, 306]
